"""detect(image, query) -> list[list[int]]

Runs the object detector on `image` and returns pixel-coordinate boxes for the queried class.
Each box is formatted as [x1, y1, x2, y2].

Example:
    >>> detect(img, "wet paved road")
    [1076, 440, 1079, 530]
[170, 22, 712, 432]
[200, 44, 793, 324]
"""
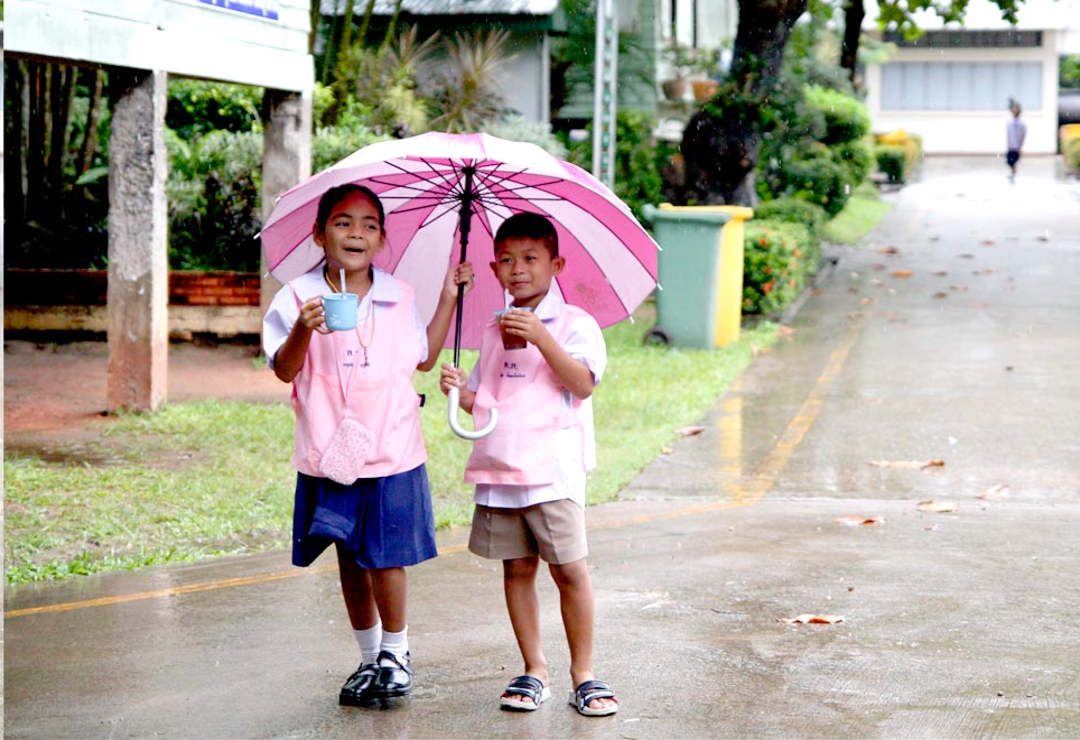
[5, 156, 1080, 738]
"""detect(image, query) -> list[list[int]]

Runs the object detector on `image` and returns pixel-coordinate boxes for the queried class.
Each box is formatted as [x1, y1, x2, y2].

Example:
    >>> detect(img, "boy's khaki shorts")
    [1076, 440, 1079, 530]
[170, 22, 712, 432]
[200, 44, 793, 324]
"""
[469, 499, 588, 564]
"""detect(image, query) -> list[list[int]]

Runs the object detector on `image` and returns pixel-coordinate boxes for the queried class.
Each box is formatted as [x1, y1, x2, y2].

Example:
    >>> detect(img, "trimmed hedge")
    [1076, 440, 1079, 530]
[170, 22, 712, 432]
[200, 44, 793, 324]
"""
[752, 197, 827, 242]
[743, 219, 820, 317]
[875, 145, 907, 183]
[804, 85, 871, 145]
[1062, 124, 1080, 174]
[874, 129, 923, 182]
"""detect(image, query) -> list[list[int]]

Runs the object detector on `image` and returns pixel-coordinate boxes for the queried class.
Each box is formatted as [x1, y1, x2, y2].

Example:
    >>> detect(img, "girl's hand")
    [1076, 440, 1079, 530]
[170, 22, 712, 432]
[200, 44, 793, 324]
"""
[439, 363, 467, 396]
[441, 261, 475, 302]
[299, 297, 332, 334]
[499, 308, 548, 348]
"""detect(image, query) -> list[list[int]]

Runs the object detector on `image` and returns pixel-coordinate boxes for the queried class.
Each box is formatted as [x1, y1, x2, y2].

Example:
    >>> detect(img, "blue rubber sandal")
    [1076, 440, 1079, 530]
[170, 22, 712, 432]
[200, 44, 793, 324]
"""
[500, 675, 551, 711]
[568, 679, 618, 716]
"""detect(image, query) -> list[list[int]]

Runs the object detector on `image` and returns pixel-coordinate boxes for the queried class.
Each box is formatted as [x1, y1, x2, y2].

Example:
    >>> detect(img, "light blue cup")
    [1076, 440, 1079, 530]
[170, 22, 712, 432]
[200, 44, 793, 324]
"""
[323, 293, 358, 331]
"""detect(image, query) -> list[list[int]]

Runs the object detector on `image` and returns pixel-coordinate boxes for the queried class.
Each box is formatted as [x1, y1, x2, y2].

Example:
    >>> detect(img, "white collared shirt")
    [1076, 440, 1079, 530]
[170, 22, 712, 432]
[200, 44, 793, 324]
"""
[466, 290, 607, 510]
[262, 265, 428, 370]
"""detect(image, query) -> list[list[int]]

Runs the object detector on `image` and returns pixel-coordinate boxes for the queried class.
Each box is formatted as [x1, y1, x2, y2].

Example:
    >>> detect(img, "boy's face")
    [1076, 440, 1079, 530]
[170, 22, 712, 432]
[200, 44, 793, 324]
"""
[490, 237, 565, 309]
[313, 191, 384, 275]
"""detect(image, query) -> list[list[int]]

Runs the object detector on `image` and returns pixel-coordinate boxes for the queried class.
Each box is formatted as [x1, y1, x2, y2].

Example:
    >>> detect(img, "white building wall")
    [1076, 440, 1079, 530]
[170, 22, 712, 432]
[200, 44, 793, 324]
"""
[866, 31, 1060, 154]
[501, 32, 550, 123]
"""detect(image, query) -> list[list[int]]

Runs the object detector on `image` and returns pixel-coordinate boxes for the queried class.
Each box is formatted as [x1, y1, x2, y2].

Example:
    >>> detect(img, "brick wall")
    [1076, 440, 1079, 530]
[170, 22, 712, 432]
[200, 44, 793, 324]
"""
[4, 269, 261, 306]
[4, 269, 262, 338]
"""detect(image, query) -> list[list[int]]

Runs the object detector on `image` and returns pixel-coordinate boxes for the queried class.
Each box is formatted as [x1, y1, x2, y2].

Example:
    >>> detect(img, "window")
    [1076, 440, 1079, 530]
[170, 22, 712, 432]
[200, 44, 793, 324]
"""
[881, 62, 1042, 111]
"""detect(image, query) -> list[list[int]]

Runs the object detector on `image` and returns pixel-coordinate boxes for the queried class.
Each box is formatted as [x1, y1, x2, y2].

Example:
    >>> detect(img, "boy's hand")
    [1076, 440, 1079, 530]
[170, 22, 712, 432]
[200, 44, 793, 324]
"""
[439, 363, 467, 396]
[441, 261, 475, 302]
[499, 308, 549, 348]
[299, 297, 332, 334]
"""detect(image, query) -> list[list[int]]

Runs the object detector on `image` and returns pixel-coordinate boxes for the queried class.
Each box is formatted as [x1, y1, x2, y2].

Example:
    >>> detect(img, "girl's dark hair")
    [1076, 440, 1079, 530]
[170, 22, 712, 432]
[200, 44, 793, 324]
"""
[314, 184, 385, 234]
[494, 212, 559, 257]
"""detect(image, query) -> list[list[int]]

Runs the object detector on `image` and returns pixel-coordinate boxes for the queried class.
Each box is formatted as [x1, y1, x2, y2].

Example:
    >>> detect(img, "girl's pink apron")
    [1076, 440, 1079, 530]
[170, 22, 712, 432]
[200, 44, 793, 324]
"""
[289, 278, 426, 481]
[464, 308, 585, 486]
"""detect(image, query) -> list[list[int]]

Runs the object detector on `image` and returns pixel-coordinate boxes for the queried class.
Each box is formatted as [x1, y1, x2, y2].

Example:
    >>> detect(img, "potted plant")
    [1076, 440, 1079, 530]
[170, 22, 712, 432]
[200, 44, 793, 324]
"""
[660, 42, 693, 101]
[690, 47, 721, 103]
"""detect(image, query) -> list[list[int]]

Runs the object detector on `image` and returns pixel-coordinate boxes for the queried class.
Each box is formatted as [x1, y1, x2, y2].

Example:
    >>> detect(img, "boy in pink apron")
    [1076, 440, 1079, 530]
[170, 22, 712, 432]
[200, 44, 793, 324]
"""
[440, 212, 619, 717]
[264, 184, 473, 706]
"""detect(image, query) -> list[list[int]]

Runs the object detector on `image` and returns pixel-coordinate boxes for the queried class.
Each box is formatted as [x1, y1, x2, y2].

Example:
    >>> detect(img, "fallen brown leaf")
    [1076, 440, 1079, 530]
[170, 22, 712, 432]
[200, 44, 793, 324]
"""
[675, 426, 705, 437]
[932, 292, 948, 299]
[779, 614, 844, 625]
[950, 285, 968, 292]
[871, 263, 887, 271]
[917, 500, 958, 513]
[976, 484, 1010, 500]
[973, 268, 995, 275]
[860, 297, 874, 305]
[868, 459, 945, 470]
[879, 246, 900, 255]
[933, 271, 948, 276]
[833, 515, 885, 526]
[777, 325, 794, 337]
[980, 239, 996, 246]
[890, 269, 913, 278]
[660, 446, 673, 455]
[959, 253, 975, 259]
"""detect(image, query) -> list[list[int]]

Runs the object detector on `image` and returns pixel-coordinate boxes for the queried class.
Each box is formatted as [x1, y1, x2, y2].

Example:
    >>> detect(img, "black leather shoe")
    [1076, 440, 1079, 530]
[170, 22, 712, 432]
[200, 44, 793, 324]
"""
[372, 650, 413, 697]
[339, 663, 379, 706]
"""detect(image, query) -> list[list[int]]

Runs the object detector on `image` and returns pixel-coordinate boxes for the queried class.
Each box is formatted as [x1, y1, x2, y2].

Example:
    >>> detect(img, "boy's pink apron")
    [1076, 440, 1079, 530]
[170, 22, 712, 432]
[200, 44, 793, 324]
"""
[289, 277, 426, 482]
[465, 308, 587, 486]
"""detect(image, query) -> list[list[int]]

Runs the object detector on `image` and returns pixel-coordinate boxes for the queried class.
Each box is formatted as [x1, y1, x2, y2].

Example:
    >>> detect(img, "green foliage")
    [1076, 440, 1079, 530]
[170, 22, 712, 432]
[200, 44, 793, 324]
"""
[743, 219, 820, 316]
[563, 110, 677, 223]
[1062, 55, 1080, 89]
[876, 0, 1020, 39]
[166, 79, 263, 140]
[822, 181, 893, 245]
[780, 150, 849, 216]
[875, 144, 907, 183]
[1059, 125, 1080, 173]
[804, 84, 871, 145]
[166, 130, 264, 271]
[831, 138, 874, 188]
[752, 197, 827, 241]
[427, 29, 514, 133]
[312, 121, 388, 174]
[484, 114, 568, 158]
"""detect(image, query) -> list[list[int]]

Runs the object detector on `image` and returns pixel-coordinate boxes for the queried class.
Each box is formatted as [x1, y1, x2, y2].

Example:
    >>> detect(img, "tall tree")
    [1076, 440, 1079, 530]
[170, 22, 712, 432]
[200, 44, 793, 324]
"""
[680, 0, 809, 205]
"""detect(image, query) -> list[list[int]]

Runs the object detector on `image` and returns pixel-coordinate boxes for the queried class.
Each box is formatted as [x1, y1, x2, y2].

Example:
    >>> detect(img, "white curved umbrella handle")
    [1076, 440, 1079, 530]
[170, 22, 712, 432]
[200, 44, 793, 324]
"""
[447, 386, 498, 440]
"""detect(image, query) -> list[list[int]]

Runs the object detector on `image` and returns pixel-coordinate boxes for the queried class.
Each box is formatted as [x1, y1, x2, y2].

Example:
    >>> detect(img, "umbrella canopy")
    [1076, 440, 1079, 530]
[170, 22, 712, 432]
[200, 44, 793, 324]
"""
[260, 132, 659, 350]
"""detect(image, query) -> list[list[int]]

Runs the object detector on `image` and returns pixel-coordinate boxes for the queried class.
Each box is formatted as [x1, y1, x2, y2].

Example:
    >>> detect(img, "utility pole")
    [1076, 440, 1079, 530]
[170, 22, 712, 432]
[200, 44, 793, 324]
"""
[592, 0, 618, 188]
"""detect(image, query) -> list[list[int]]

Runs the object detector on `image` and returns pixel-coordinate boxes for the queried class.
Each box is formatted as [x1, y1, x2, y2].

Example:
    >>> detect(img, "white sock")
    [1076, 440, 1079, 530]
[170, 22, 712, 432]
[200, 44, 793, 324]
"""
[354, 623, 382, 665]
[380, 626, 409, 664]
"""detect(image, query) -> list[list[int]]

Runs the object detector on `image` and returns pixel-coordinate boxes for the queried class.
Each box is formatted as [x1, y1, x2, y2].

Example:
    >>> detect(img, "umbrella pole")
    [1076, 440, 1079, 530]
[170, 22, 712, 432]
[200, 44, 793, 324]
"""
[447, 165, 498, 440]
[452, 166, 476, 369]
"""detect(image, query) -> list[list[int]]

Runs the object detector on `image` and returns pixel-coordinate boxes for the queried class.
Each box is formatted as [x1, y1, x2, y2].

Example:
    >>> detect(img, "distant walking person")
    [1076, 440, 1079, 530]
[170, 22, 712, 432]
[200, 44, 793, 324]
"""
[1006, 101, 1027, 180]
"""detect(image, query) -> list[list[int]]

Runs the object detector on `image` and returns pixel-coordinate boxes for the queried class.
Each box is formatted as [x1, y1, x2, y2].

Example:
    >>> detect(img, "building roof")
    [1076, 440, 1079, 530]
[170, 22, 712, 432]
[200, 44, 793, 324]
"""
[320, 0, 558, 15]
[864, 0, 1080, 32]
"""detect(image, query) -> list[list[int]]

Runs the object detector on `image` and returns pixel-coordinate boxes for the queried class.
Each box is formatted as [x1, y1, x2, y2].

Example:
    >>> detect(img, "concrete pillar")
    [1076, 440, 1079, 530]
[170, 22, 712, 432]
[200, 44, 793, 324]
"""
[106, 68, 168, 412]
[260, 88, 312, 322]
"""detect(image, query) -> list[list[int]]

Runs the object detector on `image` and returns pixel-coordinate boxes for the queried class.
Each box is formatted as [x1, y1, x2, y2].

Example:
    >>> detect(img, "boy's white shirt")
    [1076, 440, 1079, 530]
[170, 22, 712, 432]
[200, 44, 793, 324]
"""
[262, 265, 428, 370]
[466, 290, 607, 510]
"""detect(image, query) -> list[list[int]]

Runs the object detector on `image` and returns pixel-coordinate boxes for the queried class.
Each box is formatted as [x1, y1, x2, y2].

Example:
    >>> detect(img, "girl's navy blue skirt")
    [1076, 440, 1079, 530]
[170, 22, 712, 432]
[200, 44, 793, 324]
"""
[292, 464, 438, 570]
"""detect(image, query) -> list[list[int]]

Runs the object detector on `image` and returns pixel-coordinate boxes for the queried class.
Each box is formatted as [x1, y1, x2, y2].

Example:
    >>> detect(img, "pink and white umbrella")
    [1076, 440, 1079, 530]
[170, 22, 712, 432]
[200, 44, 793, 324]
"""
[261, 132, 658, 349]
[260, 132, 659, 438]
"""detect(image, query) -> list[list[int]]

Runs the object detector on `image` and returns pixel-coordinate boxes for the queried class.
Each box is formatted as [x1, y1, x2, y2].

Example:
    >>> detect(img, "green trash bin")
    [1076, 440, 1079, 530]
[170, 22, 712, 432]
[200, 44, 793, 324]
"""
[641, 204, 754, 349]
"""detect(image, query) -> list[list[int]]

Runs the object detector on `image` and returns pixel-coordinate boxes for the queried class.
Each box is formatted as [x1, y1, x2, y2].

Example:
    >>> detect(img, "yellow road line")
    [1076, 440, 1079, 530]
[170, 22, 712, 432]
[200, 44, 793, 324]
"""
[6, 326, 858, 619]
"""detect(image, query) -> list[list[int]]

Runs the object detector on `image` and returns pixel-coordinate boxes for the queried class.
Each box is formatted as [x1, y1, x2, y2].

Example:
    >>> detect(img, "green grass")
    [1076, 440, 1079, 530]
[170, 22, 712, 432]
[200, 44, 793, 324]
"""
[823, 181, 893, 245]
[4, 308, 777, 584]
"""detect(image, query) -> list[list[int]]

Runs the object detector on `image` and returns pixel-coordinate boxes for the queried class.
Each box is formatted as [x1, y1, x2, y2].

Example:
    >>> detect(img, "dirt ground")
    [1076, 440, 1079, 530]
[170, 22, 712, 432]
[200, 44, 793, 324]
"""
[3, 338, 291, 451]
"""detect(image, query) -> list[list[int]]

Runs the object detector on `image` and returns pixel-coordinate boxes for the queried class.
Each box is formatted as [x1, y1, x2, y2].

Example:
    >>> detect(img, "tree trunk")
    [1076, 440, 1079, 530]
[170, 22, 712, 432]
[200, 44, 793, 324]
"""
[48, 64, 76, 192]
[5, 59, 26, 228]
[26, 62, 47, 220]
[680, 0, 807, 205]
[841, 0, 865, 86]
[320, 0, 344, 84]
[357, 0, 377, 44]
[76, 69, 104, 175]
[380, 0, 405, 52]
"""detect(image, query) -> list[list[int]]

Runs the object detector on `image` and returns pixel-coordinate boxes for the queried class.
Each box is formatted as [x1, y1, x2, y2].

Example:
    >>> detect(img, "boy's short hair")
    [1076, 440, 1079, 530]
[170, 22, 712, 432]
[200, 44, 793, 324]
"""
[494, 212, 559, 257]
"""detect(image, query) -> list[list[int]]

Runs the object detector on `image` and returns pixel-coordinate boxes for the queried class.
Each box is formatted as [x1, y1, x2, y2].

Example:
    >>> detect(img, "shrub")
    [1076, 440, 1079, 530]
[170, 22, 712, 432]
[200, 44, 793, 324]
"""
[782, 151, 849, 216]
[166, 79, 263, 140]
[564, 110, 677, 223]
[804, 84, 871, 145]
[875, 144, 907, 183]
[832, 138, 874, 189]
[753, 198, 827, 242]
[484, 114, 567, 158]
[743, 219, 820, 316]
[1061, 124, 1080, 173]
[312, 121, 388, 173]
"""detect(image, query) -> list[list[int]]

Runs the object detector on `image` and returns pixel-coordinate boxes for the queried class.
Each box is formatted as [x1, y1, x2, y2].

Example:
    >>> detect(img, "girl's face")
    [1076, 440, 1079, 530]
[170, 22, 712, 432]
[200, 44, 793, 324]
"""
[313, 191, 384, 275]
